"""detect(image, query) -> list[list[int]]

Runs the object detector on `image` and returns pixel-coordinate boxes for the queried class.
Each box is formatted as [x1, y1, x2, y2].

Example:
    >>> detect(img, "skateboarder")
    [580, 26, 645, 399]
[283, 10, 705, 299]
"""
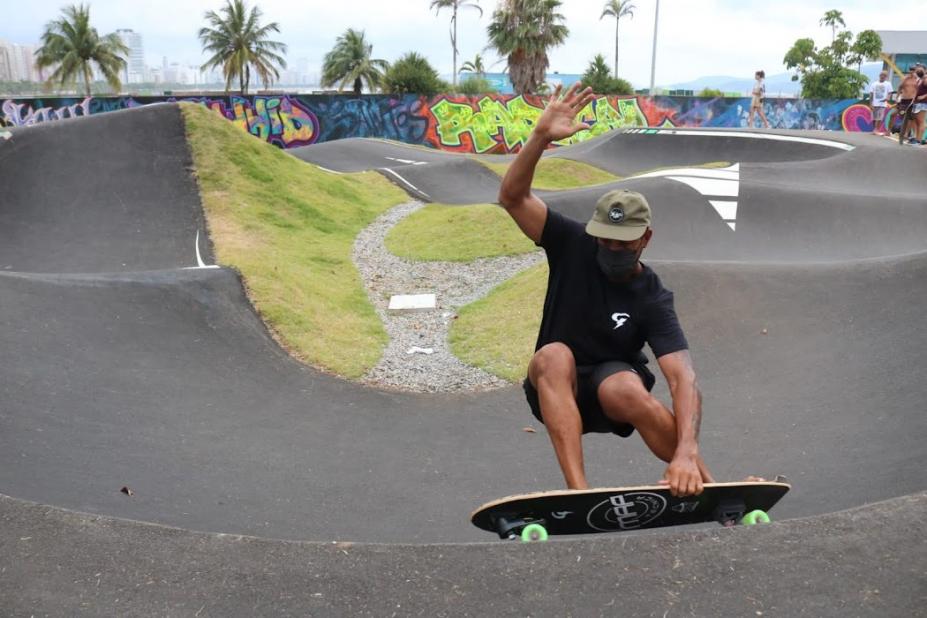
[496, 82, 715, 498]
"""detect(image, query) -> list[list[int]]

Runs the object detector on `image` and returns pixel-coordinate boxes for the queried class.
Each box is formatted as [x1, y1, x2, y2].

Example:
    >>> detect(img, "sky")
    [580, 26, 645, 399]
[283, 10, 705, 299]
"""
[0, 0, 910, 86]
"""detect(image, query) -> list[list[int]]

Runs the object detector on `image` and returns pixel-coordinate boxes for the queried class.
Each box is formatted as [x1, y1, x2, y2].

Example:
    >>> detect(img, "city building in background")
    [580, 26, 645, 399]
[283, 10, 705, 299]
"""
[116, 29, 145, 84]
[0, 39, 44, 82]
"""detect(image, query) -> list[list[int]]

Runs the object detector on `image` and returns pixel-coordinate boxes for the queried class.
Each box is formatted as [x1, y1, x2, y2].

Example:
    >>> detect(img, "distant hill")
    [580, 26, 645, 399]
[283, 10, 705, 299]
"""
[662, 62, 883, 96]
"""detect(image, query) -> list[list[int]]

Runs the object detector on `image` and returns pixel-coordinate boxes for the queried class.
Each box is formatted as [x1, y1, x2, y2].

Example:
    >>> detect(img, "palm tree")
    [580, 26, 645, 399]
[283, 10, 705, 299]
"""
[430, 0, 483, 87]
[819, 9, 845, 44]
[321, 29, 389, 95]
[459, 53, 486, 78]
[198, 0, 287, 95]
[35, 4, 129, 96]
[487, 0, 569, 95]
[599, 0, 635, 79]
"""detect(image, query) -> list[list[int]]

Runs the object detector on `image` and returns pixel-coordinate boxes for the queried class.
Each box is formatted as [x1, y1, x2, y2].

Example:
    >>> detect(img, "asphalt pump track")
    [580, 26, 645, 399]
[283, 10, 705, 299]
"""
[1, 104, 924, 615]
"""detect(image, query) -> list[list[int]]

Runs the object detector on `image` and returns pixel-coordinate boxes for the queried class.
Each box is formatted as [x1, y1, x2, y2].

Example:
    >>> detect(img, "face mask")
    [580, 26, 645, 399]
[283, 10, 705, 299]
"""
[596, 245, 639, 279]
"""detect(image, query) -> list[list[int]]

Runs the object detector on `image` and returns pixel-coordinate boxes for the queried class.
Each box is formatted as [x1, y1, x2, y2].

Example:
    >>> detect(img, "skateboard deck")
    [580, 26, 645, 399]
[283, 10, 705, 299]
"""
[472, 480, 790, 540]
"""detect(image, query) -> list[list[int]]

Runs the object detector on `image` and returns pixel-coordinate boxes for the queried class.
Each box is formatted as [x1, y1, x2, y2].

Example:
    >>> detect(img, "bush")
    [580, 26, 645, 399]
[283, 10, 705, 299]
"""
[698, 87, 724, 97]
[581, 54, 635, 95]
[382, 52, 448, 96]
[455, 76, 498, 95]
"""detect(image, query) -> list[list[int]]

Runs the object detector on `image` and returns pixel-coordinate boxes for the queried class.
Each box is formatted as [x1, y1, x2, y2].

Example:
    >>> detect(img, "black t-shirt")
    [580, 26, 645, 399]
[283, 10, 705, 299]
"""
[534, 209, 688, 366]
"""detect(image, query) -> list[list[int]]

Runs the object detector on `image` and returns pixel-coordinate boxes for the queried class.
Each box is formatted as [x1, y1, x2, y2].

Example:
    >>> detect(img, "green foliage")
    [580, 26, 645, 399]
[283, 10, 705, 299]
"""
[35, 4, 129, 96]
[581, 54, 634, 95]
[784, 13, 881, 99]
[198, 0, 287, 95]
[487, 0, 569, 95]
[459, 53, 487, 77]
[456, 76, 497, 94]
[382, 52, 448, 96]
[321, 29, 389, 95]
[698, 87, 724, 97]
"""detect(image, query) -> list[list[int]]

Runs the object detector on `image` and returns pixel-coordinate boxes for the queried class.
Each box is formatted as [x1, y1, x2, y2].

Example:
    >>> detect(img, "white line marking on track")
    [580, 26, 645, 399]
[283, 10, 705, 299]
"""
[316, 165, 344, 174]
[667, 176, 739, 197]
[384, 156, 428, 165]
[627, 128, 855, 151]
[191, 230, 219, 269]
[709, 200, 739, 221]
[380, 167, 430, 199]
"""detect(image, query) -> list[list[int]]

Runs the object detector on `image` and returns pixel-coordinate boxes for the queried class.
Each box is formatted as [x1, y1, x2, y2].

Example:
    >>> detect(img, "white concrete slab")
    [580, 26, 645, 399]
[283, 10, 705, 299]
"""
[388, 293, 436, 311]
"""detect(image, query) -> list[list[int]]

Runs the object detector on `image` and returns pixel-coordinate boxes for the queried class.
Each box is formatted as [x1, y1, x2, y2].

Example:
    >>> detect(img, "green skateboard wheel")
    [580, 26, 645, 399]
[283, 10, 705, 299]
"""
[741, 510, 771, 525]
[520, 523, 549, 542]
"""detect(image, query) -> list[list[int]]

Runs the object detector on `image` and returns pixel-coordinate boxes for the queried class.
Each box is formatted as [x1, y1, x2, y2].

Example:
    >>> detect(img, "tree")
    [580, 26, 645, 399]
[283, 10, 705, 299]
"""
[487, 0, 569, 95]
[382, 52, 448, 96]
[35, 4, 129, 96]
[198, 0, 287, 94]
[457, 75, 497, 94]
[784, 16, 882, 99]
[430, 0, 483, 87]
[599, 0, 635, 79]
[459, 53, 486, 78]
[321, 29, 389, 95]
[581, 54, 634, 95]
[698, 87, 723, 97]
[819, 9, 845, 45]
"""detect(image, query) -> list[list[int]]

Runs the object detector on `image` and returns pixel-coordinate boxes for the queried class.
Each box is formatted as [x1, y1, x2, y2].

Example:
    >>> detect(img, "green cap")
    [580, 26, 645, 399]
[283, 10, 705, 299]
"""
[585, 189, 652, 241]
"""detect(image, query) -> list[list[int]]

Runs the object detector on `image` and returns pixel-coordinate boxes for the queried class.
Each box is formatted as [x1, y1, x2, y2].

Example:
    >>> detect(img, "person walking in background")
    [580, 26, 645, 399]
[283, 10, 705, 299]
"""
[897, 66, 920, 144]
[748, 70, 770, 129]
[912, 65, 927, 145]
[869, 71, 892, 135]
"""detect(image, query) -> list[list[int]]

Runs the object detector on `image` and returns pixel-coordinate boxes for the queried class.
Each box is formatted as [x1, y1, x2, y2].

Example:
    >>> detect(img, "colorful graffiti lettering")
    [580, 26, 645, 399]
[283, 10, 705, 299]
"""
[0, 93, 885, 154]
[1, 96, 93, 125]
[190, 96, 319, 148]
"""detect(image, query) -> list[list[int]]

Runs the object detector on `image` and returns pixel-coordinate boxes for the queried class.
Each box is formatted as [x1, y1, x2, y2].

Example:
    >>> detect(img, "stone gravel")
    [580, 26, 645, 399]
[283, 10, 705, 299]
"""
[353, 200, 544, 393]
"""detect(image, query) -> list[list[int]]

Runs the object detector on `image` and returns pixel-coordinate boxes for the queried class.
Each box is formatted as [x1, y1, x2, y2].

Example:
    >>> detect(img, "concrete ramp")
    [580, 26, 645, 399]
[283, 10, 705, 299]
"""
[0, 104, 209, 272]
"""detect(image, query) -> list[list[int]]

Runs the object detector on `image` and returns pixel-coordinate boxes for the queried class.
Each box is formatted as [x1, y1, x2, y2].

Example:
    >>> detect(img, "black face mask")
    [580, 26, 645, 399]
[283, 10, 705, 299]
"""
[596, 245, 639, 279]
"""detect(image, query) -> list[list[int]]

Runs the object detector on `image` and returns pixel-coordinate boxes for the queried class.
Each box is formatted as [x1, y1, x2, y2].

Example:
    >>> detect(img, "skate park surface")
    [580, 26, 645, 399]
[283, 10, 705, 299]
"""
[1, 104, 924, 615]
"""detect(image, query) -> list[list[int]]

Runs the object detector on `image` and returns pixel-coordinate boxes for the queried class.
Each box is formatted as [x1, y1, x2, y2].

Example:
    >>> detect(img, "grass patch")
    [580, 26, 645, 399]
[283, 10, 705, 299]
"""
[385, 203, 538, 262]
[450, 262, 548, 382]
[480, 157, 618, 190]
[180, 102, 407, 378]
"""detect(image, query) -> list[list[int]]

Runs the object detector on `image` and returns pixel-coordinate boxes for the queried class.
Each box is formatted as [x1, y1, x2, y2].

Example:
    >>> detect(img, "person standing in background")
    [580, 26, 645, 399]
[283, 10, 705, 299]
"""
[748, 70, 770, 129]
[868, 71, 892, 135]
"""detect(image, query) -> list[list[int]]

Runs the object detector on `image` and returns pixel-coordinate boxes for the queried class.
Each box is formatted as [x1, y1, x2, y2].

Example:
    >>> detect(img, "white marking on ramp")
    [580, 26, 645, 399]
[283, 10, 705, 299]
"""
[667, 176, 739, 197]
[626, 128, 855, 151]
[384, 156, 428, 165]
[630, 163, 741, 231]
[316, 165, 344, 175]
[191, 230, 220, 269]
[380, 168, 430, 199]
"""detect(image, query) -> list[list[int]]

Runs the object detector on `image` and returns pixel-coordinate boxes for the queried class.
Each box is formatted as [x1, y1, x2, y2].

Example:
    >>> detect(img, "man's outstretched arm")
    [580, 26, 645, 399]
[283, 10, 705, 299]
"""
[498, 82, 595, 244]
[657, 349, 707, 496]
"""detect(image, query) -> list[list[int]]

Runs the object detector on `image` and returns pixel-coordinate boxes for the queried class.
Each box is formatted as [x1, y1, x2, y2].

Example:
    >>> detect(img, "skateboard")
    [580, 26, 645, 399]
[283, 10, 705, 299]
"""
[471, 478, 790, 542]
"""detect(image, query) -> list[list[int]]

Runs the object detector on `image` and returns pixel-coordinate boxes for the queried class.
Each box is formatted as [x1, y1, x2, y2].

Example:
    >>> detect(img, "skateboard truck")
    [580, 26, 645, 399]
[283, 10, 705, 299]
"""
[492, 515, 547, 540]
[713, 498, 746, 527]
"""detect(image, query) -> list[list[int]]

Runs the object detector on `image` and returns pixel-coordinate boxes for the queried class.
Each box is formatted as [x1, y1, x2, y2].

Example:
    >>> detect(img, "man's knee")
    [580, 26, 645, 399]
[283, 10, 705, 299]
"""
[528, 343, 576, 384]
[598, 372, 659, 423]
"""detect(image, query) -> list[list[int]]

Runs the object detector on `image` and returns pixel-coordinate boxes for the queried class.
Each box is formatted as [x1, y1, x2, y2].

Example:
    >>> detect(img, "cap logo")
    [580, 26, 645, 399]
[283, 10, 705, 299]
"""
[608, 207, 625, 223]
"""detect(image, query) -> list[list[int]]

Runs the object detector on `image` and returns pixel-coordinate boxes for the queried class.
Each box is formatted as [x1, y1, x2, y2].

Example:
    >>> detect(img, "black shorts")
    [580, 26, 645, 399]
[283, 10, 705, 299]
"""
[523, 360, 656, 437]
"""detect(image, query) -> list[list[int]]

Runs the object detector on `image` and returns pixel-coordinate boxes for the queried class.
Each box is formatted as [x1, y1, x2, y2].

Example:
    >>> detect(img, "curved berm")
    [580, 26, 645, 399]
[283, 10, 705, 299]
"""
[1, 103, 924, 614]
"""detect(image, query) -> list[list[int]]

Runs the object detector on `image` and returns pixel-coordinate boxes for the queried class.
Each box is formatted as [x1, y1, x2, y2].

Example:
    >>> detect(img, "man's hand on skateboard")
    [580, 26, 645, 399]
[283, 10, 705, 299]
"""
[660, 454, 705, 497]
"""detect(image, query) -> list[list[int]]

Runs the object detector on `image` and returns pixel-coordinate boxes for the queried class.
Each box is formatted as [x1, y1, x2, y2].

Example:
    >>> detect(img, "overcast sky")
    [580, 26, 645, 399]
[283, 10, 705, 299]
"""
[0, 0, 905, 86]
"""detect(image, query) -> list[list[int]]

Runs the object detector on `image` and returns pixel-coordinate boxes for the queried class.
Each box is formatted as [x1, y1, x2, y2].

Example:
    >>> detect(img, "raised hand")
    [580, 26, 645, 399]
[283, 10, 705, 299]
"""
[534, 82, 596, 142]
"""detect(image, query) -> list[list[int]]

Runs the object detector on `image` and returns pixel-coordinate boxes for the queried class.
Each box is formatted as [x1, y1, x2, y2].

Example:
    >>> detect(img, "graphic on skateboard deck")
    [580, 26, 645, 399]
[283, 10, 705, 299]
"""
[471, 479, 790, 541]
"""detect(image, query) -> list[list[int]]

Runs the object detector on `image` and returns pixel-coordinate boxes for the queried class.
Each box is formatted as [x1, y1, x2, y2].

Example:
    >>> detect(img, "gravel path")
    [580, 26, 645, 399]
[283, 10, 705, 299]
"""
[353, 200, 544, 393]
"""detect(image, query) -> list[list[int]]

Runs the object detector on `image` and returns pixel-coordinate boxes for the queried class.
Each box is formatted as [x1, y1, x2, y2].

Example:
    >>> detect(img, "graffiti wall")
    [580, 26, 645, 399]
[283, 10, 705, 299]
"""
[1, 93, 884, 154]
